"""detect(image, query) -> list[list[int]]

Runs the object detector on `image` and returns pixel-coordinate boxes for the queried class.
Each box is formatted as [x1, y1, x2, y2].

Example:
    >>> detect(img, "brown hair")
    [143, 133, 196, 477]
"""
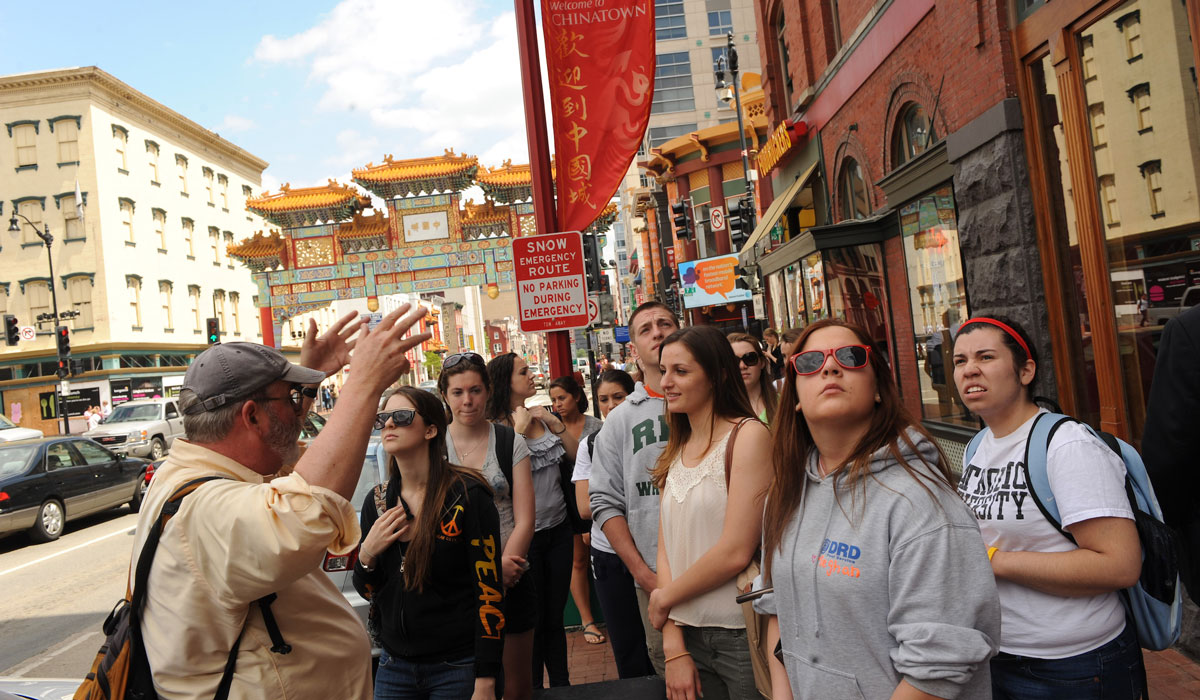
[381, 386, 490, 592]
[650, 326, 756, 490]
[762, 319, 953, 574]
[727, 331, 778, 420]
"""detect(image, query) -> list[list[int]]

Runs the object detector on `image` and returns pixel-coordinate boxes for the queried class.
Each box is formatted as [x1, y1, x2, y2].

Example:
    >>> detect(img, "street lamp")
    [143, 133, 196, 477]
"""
[714, 32, 756, 211]
[9, 213, 72, 435]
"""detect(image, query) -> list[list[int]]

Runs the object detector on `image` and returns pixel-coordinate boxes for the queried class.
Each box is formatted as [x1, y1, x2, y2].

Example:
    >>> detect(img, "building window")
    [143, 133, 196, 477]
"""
[26, 281, 51, 330]
[656, 0, 686, 40]
[153, 209, 167, 250]
[223, 231, 234, 266]
[828, 0, 843, 51]
[219, 175, 229, 209]
[776, 8, 793, 109]
[177, 155, 188, 194]
[899, 185, 971, 427]
[63, 195, 82, 239]
[210, 227, 221, 265]
[1141, 160, 1164, 217]
[891, 102, 938, 169]
[13, 123, 36, 168]
[183, 218, 195, 257]
[649, 122, 697, 148]
[146, 141, 160, 183]
[127, 276, 142, 329]
[229, 292, 241, 334]
[204, 168, 215, 205]
[1129, 83, 1151, 132]
[113, 126, 128, 171]
[189, 285, 201, 332]
[1100, 174, 1120, 226]
[57, 120, 79, 163]
[120, 199, 135, 243]
[707, 10, 732, 36]
[1089, 103, 1107, 148]
[67, 277, 93, 327]
[16, 200, 43, 245]
[1118, 10, 1142, 61]
[653, 52, 695, 114]
[159, 281, 173, 330]
[839, 158, 870, 221]
[1081, 36, 1097, 81]
[214, 291, 227, 334]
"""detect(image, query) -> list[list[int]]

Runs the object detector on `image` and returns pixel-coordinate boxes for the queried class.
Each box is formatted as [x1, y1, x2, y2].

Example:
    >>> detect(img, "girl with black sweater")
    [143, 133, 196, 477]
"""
[353, 386, 504, 700]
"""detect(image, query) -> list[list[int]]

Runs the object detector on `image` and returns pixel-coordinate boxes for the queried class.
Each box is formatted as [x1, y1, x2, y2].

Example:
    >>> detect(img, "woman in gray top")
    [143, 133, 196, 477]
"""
[487, 353, 578, 689]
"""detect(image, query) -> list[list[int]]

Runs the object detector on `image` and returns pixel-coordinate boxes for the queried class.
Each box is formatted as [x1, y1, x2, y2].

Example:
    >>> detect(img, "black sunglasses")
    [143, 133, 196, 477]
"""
[374, 409, 417, 430]
[443, 352, 485, 370]
[791, 345, 872, 375]
[736, 351, 761, 367]
[259, 385, 306, 415]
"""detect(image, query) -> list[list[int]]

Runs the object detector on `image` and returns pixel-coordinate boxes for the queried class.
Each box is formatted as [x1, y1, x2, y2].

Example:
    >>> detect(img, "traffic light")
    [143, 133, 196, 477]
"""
[70, 358, 85, 376]
[729, 197, 755, 251]
[671, 199, 692, 240]
[583, 233, 601, 294]
[3, 315, 17, 346]
[206, 317, 221, 345]
[55, 325, 71, 359]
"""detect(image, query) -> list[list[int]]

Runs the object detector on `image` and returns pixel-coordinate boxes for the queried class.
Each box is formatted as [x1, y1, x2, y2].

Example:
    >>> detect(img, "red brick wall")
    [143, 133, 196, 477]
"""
[884, 235, 922, 418]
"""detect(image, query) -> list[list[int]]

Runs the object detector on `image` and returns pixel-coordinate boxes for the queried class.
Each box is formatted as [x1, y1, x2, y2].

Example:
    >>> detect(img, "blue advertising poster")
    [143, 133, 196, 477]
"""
[678, 253, 753, 309]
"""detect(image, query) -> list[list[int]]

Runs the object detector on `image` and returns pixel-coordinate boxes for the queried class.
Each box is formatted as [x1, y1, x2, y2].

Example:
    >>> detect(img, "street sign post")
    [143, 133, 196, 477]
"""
[514, 231, 590, 333]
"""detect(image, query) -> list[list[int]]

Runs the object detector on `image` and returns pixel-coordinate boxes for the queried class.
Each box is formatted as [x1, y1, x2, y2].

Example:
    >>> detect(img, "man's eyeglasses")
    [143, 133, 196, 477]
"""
[259, 386, 306, 415]
[374, 409, 417, 429]
[790, 345, 872, 375]
[736, 352, 761, 367]
[443, 352, 485, 370]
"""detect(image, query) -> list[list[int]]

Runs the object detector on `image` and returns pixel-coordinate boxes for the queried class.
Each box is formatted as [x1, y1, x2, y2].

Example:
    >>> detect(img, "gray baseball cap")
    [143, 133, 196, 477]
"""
[182, 342, 326, 415]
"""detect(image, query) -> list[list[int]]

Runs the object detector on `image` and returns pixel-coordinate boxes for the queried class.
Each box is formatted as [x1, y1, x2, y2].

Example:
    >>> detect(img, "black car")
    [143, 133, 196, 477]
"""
[0, 437, 149, 543]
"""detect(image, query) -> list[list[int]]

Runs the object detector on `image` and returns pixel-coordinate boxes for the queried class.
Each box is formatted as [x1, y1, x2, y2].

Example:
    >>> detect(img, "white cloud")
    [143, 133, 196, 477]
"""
[254, 0, 531, 168]
[215, 114, 255, 132]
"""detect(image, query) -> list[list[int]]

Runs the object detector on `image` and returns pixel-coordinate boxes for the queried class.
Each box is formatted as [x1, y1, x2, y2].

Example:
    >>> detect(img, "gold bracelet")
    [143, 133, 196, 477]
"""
[987, 546, 998, 561]
[664, 651, 692, 664]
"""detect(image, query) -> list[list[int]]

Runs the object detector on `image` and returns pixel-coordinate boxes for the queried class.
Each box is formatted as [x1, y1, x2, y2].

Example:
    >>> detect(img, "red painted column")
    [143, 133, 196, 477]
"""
[259, 306, 276, 349]
[709, 164, 729, 255]
[514, 0, 572, 379]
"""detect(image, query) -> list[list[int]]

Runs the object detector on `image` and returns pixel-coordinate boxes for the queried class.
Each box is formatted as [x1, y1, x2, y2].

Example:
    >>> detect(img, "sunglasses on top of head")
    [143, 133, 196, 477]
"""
[443, 352, 485, 370]
[790, 345, 872, 375]
[736, 351, 761, 367]
[374, 409, 418, 430]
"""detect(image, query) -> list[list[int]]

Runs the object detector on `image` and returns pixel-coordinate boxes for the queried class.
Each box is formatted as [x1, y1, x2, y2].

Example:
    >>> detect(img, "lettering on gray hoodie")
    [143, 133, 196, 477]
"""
[588, 382, 668, 580]
[755, 430, 1000, 699]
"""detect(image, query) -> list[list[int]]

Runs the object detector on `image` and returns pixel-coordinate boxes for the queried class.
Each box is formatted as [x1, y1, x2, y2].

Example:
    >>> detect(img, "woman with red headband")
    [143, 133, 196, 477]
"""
[951, 315, 1146, 699]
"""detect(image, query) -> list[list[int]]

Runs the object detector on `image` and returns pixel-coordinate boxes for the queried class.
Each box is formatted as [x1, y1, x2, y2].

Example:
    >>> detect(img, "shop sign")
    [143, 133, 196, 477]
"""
[757, 119, 809, 175]
[111, 378, 165, 405]
[678, 253, 753, 309]
[39, 387, 101, 419]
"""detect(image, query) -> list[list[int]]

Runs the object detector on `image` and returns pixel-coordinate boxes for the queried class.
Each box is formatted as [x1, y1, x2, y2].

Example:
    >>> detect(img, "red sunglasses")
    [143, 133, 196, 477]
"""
[790, 345, 872, 375]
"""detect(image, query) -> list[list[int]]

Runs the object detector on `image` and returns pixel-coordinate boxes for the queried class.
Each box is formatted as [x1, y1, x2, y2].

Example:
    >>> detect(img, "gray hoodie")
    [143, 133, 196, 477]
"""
[755, 431, 1000, 699]
[588, 382, 667, 579]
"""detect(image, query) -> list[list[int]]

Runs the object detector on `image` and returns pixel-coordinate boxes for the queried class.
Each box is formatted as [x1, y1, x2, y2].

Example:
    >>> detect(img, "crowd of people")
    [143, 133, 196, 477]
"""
[119, 298, 1200, 700]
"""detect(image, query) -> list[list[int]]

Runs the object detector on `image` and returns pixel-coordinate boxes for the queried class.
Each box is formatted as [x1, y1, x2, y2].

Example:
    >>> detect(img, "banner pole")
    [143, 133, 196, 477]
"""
[514, 0, 573, 380]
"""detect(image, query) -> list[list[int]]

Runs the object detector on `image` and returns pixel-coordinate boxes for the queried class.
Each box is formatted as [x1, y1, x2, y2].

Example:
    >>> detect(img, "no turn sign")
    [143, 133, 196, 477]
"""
[710, 206, 726, 232]
[19, 326, 35, 341]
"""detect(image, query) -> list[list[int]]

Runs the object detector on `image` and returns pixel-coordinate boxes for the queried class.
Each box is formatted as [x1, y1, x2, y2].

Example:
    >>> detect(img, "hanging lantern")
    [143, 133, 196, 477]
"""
[367, 296, 379, 312]
[487, 283, 500, 299]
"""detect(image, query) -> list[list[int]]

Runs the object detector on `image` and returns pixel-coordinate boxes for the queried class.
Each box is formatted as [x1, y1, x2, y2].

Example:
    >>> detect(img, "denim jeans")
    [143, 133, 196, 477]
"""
[528, 519, 574, 687]
[991, 623, 1147, 700]
[681, 626, 759, 700]
[591, 547, 655, 679]
[374, 649, 476, 700]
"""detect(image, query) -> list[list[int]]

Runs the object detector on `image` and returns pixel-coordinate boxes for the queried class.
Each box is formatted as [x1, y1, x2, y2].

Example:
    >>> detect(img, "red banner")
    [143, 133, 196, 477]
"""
[541, 0, 655, 233]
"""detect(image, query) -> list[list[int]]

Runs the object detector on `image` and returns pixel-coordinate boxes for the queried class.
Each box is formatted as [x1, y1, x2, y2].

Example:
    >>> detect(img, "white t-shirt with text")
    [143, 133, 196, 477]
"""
[957, 411, 1133, 658]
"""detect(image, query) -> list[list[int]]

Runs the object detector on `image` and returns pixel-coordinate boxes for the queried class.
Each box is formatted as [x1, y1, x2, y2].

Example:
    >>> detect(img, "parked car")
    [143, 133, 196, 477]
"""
[0, 414, 43, 443]
[1147, 285, 1200, 326]
[0, 678, 80, 700]
[417, 379, 439, 394]
[532, 369, 547, 389]
[83, 399, 185, 460]
[0, 437, 149, 542]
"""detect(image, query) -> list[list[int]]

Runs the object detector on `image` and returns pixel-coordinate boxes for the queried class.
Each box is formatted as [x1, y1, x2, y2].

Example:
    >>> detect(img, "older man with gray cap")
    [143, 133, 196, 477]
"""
[129, 304, 430, 700]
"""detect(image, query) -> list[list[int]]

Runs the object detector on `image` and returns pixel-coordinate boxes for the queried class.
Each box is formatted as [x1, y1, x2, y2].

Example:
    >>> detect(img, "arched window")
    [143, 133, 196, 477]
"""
[892, 103, 938, 168]
[839, 158, 870, 220]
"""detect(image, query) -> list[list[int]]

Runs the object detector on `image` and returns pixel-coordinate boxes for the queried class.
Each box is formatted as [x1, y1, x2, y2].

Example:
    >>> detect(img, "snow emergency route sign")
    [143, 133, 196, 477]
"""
[515, 231, 589, 333]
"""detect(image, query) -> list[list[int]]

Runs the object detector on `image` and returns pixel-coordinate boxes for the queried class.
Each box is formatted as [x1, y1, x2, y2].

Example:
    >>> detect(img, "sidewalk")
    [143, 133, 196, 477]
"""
[563, 626, 1200, 696]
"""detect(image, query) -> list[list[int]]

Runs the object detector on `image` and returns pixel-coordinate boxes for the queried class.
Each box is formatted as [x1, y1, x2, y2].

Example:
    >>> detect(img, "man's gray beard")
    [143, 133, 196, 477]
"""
[267, 411, 302, 468]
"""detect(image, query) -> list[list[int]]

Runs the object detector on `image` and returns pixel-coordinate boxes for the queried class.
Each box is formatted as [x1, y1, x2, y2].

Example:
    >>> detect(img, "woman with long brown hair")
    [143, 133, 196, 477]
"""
[727, 332, 778, 424]
[645, 326, 773, 700]
[758, 319, 999, 700]
[353, 386, 503, 700]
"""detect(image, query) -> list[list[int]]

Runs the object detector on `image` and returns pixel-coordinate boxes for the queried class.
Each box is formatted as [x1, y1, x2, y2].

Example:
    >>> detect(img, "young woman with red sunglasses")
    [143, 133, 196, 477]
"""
[951, 316, 1146, 699]
[759, 319, 999, 700]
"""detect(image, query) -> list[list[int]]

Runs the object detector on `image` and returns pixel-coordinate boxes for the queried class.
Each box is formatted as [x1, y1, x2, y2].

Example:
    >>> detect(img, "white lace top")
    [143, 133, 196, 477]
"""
[660, 429, 745, 629]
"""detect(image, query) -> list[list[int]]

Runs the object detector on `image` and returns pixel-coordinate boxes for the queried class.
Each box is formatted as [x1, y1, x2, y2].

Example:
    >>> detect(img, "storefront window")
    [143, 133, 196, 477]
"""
[784, 264, 801, 329]
[825, 244, 890, 358]
[768, 271, 788, 331]
[1079, 0, 1200, 442]
[802, 253, 827, 321]
[900, 185, 971, 426]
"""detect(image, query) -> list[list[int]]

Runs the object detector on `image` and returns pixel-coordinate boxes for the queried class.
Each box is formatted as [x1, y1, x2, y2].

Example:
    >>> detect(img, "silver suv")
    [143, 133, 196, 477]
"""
[83, 399, 185, 459]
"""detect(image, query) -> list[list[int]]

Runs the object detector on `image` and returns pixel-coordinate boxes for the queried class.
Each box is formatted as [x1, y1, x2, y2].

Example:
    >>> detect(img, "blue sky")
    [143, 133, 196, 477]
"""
[0, 0, 536, 196]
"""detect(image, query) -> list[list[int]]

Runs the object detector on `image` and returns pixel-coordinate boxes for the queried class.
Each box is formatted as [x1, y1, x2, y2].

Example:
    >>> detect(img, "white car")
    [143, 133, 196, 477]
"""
[0, 414, 43, 442]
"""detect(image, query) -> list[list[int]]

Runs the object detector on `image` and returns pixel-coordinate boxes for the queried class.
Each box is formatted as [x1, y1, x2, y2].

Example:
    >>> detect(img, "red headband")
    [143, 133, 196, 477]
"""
[961, 317, 1031, 361]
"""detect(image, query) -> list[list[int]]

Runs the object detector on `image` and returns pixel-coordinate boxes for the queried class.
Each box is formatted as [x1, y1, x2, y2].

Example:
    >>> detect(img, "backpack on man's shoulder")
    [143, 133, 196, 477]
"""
[964, 412, 1183, 650]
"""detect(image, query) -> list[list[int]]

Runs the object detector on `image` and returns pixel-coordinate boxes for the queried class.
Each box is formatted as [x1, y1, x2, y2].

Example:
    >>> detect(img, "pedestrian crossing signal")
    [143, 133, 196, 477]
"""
[206, 318, 220, 345]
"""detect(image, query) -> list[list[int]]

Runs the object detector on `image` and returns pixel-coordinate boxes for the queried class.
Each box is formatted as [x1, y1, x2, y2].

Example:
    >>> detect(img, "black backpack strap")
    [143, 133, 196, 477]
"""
[495, 424, 515, 487]
[256, 593, 292, 655]
[586, 431, 599, 460]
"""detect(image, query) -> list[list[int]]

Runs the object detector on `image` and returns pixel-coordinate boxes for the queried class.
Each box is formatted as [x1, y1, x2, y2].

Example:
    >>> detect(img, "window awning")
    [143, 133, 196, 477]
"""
[739, 160, 819, 264]
[759, 211, 898, 277]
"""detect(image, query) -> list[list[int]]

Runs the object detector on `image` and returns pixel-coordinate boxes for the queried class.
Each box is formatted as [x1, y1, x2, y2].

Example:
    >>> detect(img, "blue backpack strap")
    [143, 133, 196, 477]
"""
[1022, 412, 1077, 544]
[963, 428, 988, 472]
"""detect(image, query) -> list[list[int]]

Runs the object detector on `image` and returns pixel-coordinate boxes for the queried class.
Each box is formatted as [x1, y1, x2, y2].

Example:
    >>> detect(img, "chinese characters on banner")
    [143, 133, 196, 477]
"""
[541, 0, 655, 232]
